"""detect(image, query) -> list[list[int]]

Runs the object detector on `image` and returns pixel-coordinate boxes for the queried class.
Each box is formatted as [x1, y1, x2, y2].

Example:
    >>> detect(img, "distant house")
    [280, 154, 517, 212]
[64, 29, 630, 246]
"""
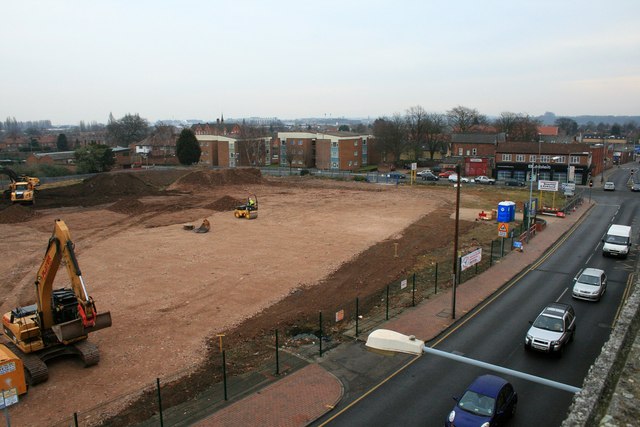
[132, 127, 180, 166]
[196, 134, 271, 168]
[26, 151, 76, 168]
[450, 133, 506, 177]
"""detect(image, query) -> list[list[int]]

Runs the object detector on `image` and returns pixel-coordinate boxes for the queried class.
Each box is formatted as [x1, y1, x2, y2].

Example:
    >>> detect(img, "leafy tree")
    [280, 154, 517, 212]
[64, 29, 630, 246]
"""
[57, 133, 70, 151]
[610, 123, 622, 136]
[75, 143, 115, 173]
[338, 125, 350, 132]
[106, 113, 149, 146]
[175, 129, 201, 165]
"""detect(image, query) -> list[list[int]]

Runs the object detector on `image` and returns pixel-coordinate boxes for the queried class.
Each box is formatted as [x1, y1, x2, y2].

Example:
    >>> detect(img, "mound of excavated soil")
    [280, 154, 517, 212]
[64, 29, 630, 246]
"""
[108, 198, 147, 215]
[169, 168, 262, 192]
[82, 173, 157, 196]
[204, 195, 246, 211]
[0, 204, 40, 224]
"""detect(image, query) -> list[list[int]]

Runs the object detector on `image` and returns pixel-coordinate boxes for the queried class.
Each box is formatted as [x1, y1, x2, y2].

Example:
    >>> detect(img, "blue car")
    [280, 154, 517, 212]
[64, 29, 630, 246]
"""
[445, 374, 517, 426]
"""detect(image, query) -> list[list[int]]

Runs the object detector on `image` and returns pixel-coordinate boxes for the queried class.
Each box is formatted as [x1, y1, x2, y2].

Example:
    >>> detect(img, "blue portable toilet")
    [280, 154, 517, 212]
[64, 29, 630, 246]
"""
[497, 201, 516, 223]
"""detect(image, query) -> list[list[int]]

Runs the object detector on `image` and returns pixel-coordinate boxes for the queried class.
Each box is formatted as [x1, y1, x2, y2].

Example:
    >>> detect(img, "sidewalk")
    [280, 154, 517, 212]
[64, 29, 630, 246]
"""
[194, 201, 593, 426]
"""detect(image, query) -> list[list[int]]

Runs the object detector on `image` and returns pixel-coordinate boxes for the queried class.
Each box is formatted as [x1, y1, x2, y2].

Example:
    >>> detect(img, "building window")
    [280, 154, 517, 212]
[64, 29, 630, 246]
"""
[502, 154, 512, 161]
[354, 151, 358, 156]
[298, 140, 302, 145]
[553, 156, 566, 163]
[332, 142, 338, 147]
[363, 140, 367, 145]
[354, 141, 358, 146]
[458, 147, 463, 155]
[529, 154, 536, 163]
[570, 155, 580, 164]
[516, 154, 525, 162]
[472, 148, 477, 156]
[540, 155, 550, 163]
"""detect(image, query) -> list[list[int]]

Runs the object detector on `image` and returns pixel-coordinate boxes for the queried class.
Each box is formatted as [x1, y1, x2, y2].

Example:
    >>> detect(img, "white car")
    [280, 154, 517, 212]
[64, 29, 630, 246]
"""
[448, 174, 469, 183]
[572, 268, 607, 301]
[416, 169, 432, 177]
[604, 182, 615, 191]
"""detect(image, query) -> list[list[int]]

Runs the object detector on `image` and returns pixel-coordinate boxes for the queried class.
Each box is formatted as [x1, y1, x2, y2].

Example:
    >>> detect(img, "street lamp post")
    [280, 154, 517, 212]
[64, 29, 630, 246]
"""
[526, 162, 535, 243]
[601, 136, 607, 184]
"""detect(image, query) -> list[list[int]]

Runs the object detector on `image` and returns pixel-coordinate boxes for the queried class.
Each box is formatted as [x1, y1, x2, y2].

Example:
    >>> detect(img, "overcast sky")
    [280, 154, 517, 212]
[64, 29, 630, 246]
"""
[2, 0, 639, 125]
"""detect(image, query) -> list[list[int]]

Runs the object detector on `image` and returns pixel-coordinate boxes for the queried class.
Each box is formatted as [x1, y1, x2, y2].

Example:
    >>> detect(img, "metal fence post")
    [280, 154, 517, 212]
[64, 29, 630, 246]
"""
[319, 311, 323, 357]
[355, 297, 360, 337]
[385, 285, 390, 320]
[435, 262, 439, 293]
[275, 329, 280, 376]
[490, 240, 494, 266]
[412, 273, 416, 307]
[156, 378, 164, 427]
[222, 351, 228, 401]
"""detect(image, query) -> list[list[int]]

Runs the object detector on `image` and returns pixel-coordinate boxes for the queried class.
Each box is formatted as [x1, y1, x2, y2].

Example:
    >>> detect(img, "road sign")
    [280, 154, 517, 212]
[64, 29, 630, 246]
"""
[498, 222, 509, 237]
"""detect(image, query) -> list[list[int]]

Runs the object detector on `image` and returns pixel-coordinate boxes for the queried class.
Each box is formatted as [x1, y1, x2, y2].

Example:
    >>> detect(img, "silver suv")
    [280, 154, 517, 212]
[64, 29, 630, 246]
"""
[524, 303, 576, 356]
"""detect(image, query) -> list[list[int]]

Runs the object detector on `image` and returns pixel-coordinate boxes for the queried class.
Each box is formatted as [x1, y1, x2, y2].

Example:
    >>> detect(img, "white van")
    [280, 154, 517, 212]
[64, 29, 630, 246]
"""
[602, 224, 632, 258]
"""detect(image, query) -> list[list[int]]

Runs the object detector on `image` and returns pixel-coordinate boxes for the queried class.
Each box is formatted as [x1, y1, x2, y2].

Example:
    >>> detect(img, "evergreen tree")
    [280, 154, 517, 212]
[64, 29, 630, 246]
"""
[176, 129, 201, 165]
[57, 133, 70, 151]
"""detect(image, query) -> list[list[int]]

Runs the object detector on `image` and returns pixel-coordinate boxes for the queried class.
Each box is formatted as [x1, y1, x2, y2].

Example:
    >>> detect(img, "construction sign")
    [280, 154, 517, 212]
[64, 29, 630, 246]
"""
[498, 222, 509, 237]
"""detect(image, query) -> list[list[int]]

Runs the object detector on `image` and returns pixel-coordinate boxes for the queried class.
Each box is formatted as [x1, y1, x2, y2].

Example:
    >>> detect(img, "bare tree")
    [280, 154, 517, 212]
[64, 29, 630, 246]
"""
[372, 115, 407, 166]
[494, 112, 541, 142]
[446, 106, 487, 133]
[284, 140, 299, 173]
[424, 113, 447, 159]
[405, 106, 429, 162]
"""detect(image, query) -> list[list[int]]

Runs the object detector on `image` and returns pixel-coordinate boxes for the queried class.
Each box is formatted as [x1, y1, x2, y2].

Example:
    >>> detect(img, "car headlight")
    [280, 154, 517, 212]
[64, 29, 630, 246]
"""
[481, 423, 491, 427]
[448, 410, 456, 422]
[551, 340, 560, 346]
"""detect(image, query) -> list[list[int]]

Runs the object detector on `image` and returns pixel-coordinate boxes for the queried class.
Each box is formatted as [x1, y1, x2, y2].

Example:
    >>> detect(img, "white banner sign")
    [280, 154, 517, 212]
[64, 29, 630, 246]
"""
[538, 180, 559, 192]
[461, 248, 482, 271]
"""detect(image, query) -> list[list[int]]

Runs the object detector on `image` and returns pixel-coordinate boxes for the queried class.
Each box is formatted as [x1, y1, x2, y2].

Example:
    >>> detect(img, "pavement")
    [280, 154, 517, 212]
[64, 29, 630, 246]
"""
[190, 198, 635, 427]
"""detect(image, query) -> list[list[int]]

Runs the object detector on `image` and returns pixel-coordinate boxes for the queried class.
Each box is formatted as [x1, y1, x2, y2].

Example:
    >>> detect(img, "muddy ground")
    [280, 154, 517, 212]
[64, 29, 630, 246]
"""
[0, 168, 505, 426]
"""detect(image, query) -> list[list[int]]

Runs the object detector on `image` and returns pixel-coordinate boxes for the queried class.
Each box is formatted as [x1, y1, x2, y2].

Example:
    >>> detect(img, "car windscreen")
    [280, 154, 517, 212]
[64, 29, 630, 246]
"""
[458, 390, 495, 417]
[605, 234, 628, 245]
[578, 274, 600, 286]
[533, 314, 564, 332]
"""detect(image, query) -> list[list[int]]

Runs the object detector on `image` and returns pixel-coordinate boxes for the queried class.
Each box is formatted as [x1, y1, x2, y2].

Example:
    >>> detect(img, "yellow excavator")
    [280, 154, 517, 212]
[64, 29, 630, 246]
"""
[0, 166, 39, 205]
[234, 195, 258, 219]
[1, 219, 112, 387]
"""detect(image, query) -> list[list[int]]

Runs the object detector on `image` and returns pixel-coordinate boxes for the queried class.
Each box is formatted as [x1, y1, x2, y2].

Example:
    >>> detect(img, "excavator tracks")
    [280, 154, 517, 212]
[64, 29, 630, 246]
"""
[73, 339, 100, 366]
[4, 341, 49, 386]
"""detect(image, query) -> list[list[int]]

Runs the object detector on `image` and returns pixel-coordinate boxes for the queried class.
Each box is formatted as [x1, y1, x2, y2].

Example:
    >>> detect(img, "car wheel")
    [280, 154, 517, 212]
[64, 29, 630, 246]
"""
[509, 400, 517, 418]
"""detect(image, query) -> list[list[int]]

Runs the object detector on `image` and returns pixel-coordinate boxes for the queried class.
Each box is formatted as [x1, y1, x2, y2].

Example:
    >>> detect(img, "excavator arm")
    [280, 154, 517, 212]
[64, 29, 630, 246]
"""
[35, 219, 111, 343]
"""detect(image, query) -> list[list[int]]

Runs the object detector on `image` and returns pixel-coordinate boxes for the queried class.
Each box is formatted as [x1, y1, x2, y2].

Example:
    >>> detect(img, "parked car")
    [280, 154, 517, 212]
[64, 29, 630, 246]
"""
[445, 374, 517, 427]
[504, 179, 526, 187]
[439, 170, 456, 178]
[474, 175, 496, 185]
[524, 302, 576, 356]
[385, 172, 407, 181]
[416, 169, 432, 177]
[631, 182, 640, 192]
[604, 181, 616, 191]
[572, 268, 607, 301]
[421, 172, 439, 181]
[448, 174, 469, 183]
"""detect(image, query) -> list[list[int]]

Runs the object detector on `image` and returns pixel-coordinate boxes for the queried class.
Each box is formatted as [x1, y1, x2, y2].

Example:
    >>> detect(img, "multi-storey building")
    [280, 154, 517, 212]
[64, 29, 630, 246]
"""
[495, 142, 593, 184]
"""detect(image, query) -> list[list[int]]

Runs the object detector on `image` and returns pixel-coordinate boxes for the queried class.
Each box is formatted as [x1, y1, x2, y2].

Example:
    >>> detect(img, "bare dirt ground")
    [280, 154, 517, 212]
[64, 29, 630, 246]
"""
[0, 169, 500, 426]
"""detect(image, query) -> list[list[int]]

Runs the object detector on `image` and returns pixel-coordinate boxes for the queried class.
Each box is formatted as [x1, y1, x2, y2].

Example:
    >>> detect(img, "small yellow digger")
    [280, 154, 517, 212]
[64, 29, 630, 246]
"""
[234, 195, 258, 219]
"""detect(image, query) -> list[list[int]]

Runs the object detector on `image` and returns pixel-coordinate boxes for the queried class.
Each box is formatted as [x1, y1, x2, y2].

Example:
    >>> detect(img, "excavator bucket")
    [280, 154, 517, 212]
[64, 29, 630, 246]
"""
[52, 311, 112, 342]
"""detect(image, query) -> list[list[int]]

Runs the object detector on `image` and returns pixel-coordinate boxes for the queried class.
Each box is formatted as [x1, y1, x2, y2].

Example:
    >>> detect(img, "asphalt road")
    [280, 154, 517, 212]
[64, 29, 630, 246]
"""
[319, 166, 639, 426]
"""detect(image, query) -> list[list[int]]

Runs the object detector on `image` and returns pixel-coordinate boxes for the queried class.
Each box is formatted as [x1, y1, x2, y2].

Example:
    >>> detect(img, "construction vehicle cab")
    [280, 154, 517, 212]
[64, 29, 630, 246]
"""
[2, 219, 112, 387]
[1, 167, 39, 205]
[234, 195, 258, 219]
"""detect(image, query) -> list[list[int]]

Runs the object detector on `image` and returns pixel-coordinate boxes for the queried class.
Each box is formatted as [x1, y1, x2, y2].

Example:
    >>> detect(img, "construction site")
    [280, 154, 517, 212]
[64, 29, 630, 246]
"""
[0, 168, 505, 426]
